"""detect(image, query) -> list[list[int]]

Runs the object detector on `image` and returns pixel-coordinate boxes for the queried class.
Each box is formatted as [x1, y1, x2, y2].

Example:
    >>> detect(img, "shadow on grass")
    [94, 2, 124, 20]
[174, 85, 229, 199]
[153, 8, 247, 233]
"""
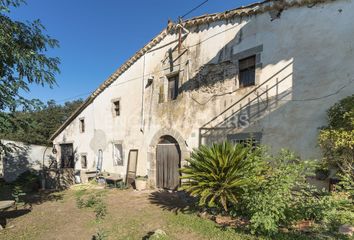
[0, 182, 65, 208]
[0, 208, 31, 229]
[148, 190, 197, 215]
[141, 231, 155, 240]
[0, 185, 65, 229]
[25, 190, 64, 205]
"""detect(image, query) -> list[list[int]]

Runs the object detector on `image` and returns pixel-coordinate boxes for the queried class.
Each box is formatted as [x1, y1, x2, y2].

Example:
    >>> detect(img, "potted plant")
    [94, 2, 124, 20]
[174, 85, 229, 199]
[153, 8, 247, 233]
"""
[135, 175, 148, 191]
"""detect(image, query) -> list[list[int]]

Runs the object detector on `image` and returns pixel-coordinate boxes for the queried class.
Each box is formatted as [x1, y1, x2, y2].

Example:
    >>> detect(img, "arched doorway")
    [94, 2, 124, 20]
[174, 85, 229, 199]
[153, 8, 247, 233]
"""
[156, 135, 181, 190]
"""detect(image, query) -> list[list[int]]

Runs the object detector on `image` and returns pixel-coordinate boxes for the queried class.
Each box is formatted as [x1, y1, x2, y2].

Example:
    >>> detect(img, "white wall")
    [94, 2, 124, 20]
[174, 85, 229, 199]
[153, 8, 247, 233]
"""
[53, 0, 354, 184]
[0, 140, 54, 182]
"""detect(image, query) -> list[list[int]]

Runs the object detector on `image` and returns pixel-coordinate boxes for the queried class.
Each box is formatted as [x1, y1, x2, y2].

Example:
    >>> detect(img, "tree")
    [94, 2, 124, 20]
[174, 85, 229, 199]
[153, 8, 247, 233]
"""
[0, 0, 60, 149]
[0, 99, 83, 146]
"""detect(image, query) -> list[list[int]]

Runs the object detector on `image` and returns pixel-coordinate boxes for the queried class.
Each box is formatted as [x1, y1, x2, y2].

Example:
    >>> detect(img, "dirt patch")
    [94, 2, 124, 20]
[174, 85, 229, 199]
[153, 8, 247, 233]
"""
[0, 189, 205, 240]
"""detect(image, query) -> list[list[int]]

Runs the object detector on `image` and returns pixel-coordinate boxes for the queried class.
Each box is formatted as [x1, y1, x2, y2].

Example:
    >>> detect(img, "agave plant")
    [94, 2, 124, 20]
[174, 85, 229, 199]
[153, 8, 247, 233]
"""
[180, 141, 266, 211]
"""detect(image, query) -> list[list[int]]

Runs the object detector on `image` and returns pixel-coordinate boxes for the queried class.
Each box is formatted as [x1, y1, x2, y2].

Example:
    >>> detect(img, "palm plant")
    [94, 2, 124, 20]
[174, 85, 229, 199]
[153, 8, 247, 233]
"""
[180, 141, 266, 211]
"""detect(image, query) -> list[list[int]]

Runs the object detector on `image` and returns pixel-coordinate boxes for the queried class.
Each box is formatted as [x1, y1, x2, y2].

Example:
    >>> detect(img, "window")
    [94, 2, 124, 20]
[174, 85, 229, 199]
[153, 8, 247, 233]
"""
[113, 143, 123, 166]
[167, 74, 179, 101]
[97, 149, 103, 171]
[79, 118, 85, 133]
[239, 55, 256, 88]
[227, 132, 262, 148]
[60, 143, 74, 168]
[113, 100, 120, 116]
[81, 154, 87, 169]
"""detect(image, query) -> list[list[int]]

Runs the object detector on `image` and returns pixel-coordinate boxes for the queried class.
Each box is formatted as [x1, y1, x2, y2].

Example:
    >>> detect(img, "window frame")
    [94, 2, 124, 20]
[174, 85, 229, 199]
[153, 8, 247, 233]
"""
[60, 143, 75, 168]
[227, 132, 262, 147]
[167, 73, 179, 101]
[80, 153, 88, 169]
[79, 118, 85, 133]
[113, 100, 120, 117]
[112, 143, 124, 166]
[238, 55, 256, 88]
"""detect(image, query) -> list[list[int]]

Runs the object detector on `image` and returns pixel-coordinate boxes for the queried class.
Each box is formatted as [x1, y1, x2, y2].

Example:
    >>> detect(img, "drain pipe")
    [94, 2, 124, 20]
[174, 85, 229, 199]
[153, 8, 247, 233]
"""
[140, 53, 146, 133]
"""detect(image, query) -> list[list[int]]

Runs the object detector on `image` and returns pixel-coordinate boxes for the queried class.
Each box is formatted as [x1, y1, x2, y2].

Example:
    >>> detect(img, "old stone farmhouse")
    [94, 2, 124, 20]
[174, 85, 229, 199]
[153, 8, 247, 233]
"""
[50, 0, 354, 189]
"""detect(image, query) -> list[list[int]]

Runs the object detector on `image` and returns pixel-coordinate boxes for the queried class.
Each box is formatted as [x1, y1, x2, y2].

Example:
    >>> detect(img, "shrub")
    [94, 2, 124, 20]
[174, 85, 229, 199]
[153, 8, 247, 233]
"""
[86, 195, 101, 208]
[318, 94, 354, 176]
[339, 172, 354, 199]
[76, 192, 107, 221]
[318, 95, 354, 203]
[293, 191, 354, 233]
[289, 188, 331, 222]
[181, 143, 350, 235]
[94, 201, 107, 221]
[323, 209, 354, 232]
[76, 196, 85, 209]
[76, 194, 100, 208]
[239, 150, 317, 235]
[320, 192, 354, 232]
[92, 228, 108, 240]
[180, 141, 266, 212]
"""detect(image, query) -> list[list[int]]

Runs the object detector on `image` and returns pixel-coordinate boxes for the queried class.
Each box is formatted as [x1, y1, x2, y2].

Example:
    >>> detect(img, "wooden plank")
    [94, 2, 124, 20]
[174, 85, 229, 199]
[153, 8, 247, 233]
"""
[126, 150, 138, 185]
[156, 145, 163, 188]
[170, 144, 180, 189]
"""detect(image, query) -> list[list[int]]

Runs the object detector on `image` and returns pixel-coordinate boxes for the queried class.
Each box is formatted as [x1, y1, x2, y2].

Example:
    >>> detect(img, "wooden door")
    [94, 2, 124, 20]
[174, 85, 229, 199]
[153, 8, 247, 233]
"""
[60, 144, 74, 168]
[156, 144, 180, 190]
[126, 150, 138, 186]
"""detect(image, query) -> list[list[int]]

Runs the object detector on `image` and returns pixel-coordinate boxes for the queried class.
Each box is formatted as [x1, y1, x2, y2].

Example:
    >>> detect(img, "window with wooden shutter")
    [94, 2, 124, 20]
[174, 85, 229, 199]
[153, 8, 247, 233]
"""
[239, 55, 256, 88]
[167, 74, 179, 101]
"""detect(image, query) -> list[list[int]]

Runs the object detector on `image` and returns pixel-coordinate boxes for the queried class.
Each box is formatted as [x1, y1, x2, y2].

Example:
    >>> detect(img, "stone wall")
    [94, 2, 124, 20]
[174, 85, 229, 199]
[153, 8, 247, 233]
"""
[0, 140, 54, 182]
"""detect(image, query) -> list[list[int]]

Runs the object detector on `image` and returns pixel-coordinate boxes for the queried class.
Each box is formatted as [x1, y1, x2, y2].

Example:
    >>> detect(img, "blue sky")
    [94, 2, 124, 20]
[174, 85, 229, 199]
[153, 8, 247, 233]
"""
[12, 0, 255, 104]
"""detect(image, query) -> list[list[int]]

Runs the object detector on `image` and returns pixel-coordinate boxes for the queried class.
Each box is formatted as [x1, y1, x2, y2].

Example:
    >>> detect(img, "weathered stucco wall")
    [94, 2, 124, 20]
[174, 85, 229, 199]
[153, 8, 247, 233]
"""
[0, 140, 54, 182]
[53, 0, 354, 186]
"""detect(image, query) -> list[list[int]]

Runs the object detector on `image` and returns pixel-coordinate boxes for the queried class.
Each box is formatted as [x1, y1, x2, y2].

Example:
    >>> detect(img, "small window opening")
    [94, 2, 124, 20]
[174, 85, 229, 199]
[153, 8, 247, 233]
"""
[113, 143, 123, 166]
[113, 100, 120, 116]
[81, 154, 87, 169]
[167, 74, 179, 101]
[79, 118, 85, 133]
[239, 55, 256, 88]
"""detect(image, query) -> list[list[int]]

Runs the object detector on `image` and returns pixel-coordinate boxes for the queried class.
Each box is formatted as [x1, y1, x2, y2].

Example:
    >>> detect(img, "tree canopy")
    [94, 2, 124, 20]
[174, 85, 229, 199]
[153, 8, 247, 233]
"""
[0, 0, 61, 148]
[0, 99, 83, 145]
